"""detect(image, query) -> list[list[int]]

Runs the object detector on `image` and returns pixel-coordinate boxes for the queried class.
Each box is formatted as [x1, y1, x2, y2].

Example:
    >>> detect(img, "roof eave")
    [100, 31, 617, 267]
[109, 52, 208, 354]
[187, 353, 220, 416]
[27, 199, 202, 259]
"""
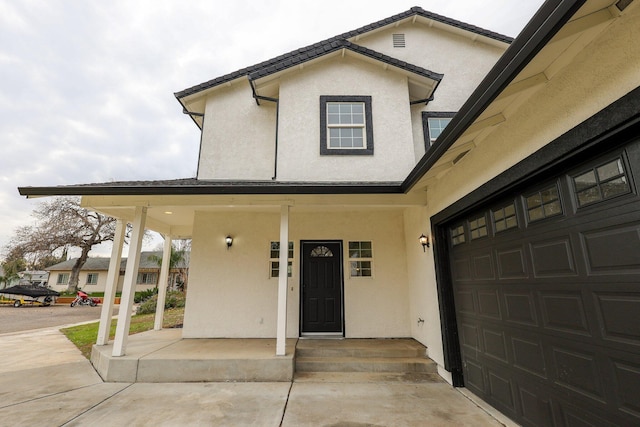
[402, 0, 588, 192]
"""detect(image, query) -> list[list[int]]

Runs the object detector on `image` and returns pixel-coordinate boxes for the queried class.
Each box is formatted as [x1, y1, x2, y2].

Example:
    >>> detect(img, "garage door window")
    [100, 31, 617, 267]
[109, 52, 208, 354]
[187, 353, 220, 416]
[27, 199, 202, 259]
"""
[572, 157, 630, 207]
[525, 184, 562, 222]
[451, 224, 465, 246]
[468, 214, 488, 240]
[492, 203, 518, 232]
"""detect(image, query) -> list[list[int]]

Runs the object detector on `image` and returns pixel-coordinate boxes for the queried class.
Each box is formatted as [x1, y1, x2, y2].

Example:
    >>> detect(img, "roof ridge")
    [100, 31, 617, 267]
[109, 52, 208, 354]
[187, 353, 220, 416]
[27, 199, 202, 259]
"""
[174, 7, 512, 99]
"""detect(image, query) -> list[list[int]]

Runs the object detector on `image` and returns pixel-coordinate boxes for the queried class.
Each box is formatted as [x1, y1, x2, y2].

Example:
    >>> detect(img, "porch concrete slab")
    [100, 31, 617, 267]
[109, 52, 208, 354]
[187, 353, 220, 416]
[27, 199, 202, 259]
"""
[137, 337, 297, 382]
[91, 328, 182, 382]
[65, 382, 291, 427]
[282, 381, 504, 427]
[92, 330, 297, 382]
[294, 371, 444, 384]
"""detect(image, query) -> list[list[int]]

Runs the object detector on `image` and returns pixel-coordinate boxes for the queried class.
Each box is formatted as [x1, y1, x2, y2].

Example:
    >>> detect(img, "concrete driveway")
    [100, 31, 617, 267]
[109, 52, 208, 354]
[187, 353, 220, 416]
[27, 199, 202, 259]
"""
[0, 326, 513, 426]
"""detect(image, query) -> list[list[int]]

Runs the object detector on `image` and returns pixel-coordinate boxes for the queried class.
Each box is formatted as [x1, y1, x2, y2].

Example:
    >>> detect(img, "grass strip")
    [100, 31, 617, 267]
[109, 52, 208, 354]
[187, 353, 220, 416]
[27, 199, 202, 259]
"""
[61, 307, 184, 359]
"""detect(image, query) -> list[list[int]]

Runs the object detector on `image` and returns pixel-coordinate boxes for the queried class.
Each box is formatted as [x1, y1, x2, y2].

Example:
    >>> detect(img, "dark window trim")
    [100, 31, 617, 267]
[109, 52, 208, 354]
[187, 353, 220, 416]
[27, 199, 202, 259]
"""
[570, 153, 632, 208]
[320, 96, 373, 156]
[422, 112, 456, 150]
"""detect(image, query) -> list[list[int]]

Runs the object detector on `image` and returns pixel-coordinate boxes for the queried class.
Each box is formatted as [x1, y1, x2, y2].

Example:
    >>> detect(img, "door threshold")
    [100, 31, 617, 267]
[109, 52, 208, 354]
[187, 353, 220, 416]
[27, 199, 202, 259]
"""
[300, 333, 344, 339]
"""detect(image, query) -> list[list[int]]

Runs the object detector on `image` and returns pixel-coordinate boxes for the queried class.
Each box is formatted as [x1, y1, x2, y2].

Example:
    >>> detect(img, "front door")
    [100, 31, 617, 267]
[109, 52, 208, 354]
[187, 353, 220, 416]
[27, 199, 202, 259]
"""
[300, 241, 343, 335]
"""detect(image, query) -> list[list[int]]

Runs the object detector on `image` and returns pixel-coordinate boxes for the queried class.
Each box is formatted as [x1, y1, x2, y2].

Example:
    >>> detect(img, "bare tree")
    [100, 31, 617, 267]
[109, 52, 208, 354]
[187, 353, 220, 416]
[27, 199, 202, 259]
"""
[4, 197, 122, 293]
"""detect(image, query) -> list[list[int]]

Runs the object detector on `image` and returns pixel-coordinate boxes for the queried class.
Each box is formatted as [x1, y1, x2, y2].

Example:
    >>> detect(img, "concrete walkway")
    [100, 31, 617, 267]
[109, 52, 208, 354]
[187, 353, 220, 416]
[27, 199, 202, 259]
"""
[0, 328, 512, 426]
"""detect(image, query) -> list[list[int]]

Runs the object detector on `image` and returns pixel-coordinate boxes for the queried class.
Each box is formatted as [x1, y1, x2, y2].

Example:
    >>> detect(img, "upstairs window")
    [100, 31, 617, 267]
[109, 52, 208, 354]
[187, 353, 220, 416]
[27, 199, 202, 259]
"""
[320, 96, 373, 155]
[422, 112, 455, 148]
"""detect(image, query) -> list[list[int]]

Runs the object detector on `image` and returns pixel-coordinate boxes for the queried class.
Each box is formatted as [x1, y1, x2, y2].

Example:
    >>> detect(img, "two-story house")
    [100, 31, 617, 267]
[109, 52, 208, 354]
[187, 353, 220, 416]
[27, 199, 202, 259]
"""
[19, 1, 640, 425]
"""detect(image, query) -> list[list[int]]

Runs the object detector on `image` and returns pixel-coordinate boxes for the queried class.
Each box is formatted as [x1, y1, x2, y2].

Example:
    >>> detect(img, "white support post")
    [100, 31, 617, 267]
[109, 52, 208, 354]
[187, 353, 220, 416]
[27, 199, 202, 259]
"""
[276, 204, 289, 356]
[154, 234, 172, 331]
[112, 206, 147, 357]
[96, 219, 125, 346]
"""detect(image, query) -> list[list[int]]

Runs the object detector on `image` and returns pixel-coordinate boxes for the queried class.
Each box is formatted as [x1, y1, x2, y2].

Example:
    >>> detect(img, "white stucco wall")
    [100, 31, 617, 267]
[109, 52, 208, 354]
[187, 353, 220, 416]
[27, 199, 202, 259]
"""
[275, 57, 415, 182]
[355, 23, 507, 161]
[198, 81, 277, 180]
[183, 208, 411, 339]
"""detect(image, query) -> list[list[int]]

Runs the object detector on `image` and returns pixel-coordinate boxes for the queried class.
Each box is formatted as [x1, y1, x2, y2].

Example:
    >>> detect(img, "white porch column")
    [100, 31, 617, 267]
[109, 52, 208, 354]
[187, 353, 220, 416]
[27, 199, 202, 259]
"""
[154, 234, 172, 331]
[112, 206, 147, 357]
[96, 219, 125, 346]
[276, 204, 289, 356]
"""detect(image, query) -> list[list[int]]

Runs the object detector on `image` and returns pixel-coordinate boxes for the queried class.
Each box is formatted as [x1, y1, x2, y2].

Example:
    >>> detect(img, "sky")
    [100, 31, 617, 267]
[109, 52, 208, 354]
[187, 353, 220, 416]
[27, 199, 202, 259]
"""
[0, 0, 545, 259]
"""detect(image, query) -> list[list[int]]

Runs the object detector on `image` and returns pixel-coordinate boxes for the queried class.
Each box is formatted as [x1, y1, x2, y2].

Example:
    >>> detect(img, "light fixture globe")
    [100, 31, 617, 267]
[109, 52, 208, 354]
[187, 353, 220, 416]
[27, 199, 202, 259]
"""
[419, 234, 430, 251]
[225, 235, 233, 249]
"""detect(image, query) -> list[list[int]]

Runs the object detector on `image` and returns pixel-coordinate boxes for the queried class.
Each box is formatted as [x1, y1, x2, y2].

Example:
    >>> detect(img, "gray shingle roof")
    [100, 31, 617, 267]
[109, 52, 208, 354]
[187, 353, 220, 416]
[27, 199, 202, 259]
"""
[19, 179, 404, 197]
[174, 6, 512, 100]
[45, 251, 189, 272]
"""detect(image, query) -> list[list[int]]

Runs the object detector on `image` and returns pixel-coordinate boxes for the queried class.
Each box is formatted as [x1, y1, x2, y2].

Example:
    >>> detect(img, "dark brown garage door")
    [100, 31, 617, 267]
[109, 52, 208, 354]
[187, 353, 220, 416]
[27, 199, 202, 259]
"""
[448, 140, 640, 426]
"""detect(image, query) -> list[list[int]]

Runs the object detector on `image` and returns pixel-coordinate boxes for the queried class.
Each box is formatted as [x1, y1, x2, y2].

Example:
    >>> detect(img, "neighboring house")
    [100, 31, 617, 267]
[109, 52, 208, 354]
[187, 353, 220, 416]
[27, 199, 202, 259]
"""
[18, 1, 640, 425]
[46, 251, 189, 293]
[0, 270, 48, 289]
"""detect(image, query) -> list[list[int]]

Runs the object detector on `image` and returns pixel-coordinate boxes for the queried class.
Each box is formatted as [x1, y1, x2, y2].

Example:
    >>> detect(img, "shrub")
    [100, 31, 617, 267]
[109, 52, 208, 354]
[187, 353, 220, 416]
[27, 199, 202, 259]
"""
[134, 288, 158, 303]
[136, 291, 186, 315]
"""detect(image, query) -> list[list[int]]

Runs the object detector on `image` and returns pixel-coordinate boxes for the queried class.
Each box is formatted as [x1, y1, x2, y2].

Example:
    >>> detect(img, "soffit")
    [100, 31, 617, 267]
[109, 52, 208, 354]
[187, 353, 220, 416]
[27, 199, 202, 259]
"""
[81, 192, 429, 238]
[410, 0, 622, 191]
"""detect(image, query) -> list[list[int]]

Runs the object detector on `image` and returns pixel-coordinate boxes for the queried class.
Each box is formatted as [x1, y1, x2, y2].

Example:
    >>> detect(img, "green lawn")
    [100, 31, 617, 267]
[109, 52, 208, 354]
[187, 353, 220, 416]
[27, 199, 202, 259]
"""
[61, 307, 184, 359]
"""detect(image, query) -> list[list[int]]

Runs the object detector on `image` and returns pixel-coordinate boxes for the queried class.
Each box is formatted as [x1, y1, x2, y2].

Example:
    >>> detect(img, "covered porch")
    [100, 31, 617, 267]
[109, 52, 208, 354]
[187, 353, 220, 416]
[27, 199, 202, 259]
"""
[80, 189, 441, 374]
[90, 328, 436, 383]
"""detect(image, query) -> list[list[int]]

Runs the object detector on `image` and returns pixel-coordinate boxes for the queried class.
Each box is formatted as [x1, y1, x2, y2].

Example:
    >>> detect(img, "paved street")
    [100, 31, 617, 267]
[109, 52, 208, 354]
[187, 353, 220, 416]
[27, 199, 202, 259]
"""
[0, 303, 117, 334]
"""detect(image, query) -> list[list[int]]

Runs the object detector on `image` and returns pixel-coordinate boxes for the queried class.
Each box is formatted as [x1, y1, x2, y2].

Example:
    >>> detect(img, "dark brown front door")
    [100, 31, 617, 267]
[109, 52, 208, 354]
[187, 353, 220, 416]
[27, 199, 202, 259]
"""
[301, 241, 343, 335]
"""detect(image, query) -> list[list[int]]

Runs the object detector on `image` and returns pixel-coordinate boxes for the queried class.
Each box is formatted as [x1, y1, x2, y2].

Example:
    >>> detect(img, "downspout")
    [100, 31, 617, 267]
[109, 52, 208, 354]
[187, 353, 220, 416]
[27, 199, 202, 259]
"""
[249, 79, 280, 180]
[183, 109, 205, 178]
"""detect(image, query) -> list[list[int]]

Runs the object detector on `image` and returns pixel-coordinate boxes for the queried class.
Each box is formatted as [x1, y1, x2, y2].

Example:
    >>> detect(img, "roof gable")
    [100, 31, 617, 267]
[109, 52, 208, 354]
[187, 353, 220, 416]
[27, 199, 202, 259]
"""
[174, 6, 511, 102]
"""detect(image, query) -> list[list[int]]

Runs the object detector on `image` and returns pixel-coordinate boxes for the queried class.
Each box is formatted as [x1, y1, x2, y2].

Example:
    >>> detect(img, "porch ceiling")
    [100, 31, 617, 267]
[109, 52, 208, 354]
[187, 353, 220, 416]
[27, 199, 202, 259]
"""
[81, 192, 429, 238]
[407, 0, 622, 193]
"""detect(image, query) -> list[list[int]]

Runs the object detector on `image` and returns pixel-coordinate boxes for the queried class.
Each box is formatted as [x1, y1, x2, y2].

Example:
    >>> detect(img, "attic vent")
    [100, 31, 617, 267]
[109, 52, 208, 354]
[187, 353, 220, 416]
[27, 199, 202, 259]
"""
[453, 150, 470, 165]
[616, 0, 633, 11]
[392, 34, 405, 48]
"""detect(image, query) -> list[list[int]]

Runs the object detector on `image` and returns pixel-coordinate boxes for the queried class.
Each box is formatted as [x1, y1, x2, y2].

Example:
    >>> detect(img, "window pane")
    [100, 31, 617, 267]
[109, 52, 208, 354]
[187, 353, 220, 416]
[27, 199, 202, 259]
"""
[526, 193, 542, 209]
[493, 208, 504, 221]
[528, 206, 544, 221]
[541, 187, 558, 203]
[597, 159, 624, 181]
[495, 221, 506, 232]
[601, 176, 628, 198]
[327, 114, 340, 124]
[352, 113, 364, 124]
[352, 137, 363, 148]
[351, 104, 363, 114]
[327, 104, 340, 114]
[574, 171, 596, 191]
[577, 187, 601, 206]
[505, 204, 515, 217]
[506, 216, 518, 229]
[543, 201, 562, 217]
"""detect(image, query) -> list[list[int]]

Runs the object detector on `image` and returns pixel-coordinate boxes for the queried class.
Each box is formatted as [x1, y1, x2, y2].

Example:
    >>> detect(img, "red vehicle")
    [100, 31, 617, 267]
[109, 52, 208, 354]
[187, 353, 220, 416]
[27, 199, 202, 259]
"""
[70, 290, 100, 307]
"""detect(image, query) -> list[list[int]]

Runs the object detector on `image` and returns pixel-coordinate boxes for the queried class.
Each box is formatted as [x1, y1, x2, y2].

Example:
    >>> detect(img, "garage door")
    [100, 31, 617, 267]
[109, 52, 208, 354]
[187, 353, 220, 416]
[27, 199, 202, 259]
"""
[448, 140, 640, 426]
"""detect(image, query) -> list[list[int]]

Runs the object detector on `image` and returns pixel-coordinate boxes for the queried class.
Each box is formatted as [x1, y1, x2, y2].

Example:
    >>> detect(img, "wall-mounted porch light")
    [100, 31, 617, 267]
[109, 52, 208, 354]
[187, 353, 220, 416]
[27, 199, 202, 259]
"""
[419, 234, 430, 251]
[225, 235, 233, 250]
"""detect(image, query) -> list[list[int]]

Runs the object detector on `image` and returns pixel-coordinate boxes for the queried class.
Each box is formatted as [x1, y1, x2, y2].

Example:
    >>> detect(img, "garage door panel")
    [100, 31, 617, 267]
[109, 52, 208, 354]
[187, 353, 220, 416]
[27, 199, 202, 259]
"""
[497, 246, 529, 279]
[453, 257, 472, 281]
[504, 292, 538, 326]
[483, 327, 509, 363]
[611, 359, 640, 419]
[463, 358, 485, 394]
[488, 369, 517, 413]
[518, 384, 556, 427]
[473, 252, 495, 279]
[580, 223, 640, 275]
[594, 293, 640, 346]
[530, 237, 578, 278]
[551, 346, 606, 403]
[540, 292, 591, 336]
[477, 289, 501, 319]
[512, 336, 547, 378]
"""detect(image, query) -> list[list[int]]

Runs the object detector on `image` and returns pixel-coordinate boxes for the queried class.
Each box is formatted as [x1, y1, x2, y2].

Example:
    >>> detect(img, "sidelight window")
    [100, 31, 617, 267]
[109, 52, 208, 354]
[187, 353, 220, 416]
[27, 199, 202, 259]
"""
[348, 241, 373, 277]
